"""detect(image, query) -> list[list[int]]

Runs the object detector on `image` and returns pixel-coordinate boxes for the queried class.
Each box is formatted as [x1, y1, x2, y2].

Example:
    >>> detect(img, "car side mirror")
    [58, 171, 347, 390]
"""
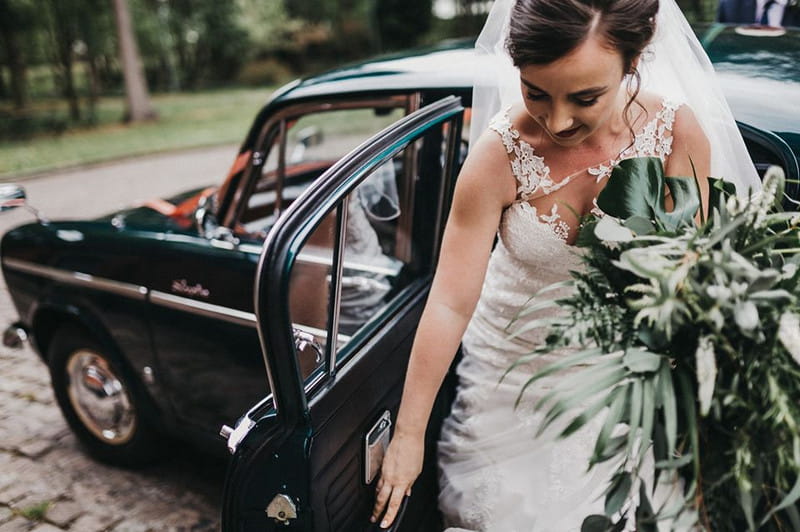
[289, 126, 324, 163]
[0, 184, 48, 222]
[0, 184, 27, 212]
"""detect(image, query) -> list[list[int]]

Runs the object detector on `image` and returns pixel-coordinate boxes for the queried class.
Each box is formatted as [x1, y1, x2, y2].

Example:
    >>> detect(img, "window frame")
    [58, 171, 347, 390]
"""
[222, 94, 418, 232]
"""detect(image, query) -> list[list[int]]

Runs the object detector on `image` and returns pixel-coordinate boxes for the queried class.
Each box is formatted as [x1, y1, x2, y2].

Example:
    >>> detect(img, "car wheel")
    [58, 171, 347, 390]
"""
[48, 325, 160, 467]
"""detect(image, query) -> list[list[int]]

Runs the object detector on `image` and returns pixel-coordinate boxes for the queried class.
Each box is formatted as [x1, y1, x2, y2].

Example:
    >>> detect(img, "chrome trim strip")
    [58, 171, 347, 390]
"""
[149, 290, 257, 327]
[2, 258, 147, 300]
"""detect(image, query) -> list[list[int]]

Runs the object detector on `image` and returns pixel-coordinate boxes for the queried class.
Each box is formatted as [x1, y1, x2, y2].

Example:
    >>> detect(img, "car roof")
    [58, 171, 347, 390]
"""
[272, 39, 478, 102]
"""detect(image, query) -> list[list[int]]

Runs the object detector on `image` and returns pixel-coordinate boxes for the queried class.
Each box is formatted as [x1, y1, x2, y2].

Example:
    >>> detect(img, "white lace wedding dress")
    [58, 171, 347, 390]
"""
[437, 99, 681, 532]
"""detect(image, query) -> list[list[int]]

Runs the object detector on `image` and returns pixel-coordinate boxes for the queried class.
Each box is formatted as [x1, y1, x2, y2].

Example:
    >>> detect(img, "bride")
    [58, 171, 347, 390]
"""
[371, 0, 761, 530]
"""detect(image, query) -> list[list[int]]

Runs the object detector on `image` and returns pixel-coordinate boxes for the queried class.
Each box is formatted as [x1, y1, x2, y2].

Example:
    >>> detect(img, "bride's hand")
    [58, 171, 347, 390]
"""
[370, 430, 424, 528]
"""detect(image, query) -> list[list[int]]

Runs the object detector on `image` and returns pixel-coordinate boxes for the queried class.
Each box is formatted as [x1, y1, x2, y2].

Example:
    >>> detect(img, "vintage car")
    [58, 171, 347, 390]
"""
[1, 24, 798, 531]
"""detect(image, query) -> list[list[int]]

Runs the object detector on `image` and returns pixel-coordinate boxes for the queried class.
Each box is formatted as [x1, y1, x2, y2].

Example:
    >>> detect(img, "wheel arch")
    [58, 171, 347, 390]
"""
[31, 302, 120, 364]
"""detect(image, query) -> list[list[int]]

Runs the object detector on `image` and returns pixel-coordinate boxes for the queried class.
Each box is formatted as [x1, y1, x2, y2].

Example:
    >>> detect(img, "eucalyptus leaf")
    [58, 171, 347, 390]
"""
[561, 391, 620, 439]
[593, 388, 627, 463]
[675, 371, 700, 481]
[605, 472, 632, 517]
[654, 453, 693, 469]
[658, 363, 678, 456]
[593, 435, 627, 464]
[639, 379, 656, 461]
[635, 482, 658, 532]
[759, 473, 800, 526]
[739, 481, 756, 531]
[626, 379, 644, 457]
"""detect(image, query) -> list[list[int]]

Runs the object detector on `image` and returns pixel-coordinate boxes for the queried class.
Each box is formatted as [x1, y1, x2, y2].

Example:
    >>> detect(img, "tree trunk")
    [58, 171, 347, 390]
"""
[0, 64, 7, 99]
[85, 54, 100, 124]
[55, 33, 81, 121]
[112, 0, 156, 122]
[62, 59, 81, 121]
[0, 29, 28, 109]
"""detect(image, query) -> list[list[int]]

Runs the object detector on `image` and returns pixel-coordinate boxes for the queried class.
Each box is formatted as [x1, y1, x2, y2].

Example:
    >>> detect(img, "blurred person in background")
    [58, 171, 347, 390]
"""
[717, 0, 800, 26]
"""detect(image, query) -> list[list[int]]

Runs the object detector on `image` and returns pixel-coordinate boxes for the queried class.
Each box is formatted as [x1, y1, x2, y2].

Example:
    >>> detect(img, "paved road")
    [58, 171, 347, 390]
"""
[0, 145, 240, 532]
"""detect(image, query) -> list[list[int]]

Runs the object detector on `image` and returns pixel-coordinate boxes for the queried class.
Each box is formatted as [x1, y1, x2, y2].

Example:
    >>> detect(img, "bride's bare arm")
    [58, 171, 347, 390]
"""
[664, 105, 711, 220]
[370, 130, 515, 528]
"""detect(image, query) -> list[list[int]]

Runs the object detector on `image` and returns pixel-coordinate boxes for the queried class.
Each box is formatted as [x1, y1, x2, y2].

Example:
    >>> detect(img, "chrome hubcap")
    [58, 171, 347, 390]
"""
[65, 350, 136, 445]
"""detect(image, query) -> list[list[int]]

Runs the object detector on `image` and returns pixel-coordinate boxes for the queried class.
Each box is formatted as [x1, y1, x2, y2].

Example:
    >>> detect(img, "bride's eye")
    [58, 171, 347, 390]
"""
[526, 92, 547, 101]
[575, 97, 599, 107]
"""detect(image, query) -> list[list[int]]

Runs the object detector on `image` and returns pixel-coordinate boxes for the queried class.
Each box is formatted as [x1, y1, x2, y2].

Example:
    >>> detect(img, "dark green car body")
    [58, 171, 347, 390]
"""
[1, 25, 798, 531]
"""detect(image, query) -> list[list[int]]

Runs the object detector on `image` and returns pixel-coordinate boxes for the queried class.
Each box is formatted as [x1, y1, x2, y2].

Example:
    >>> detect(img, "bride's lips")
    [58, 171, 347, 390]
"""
[554, 125, 582, 139]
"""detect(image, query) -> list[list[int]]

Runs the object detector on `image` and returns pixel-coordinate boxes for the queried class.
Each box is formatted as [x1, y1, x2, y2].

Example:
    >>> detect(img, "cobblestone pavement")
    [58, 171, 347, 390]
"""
[0, 145, 241, 532]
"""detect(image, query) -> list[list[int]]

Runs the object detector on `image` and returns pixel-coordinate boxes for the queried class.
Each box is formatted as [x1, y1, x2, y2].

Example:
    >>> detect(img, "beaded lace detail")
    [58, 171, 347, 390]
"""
[489, 98, 680, 242]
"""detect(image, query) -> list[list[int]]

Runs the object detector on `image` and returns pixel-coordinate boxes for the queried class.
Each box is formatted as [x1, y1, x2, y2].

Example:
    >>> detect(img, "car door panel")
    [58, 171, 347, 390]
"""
[306, 293, 450, 531]
[146, 237, 268, 437]
[222, 96, 464, 532]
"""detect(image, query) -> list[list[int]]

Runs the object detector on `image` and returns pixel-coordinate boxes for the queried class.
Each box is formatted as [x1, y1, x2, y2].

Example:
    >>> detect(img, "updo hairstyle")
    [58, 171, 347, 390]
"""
[506, 0, 658, 73]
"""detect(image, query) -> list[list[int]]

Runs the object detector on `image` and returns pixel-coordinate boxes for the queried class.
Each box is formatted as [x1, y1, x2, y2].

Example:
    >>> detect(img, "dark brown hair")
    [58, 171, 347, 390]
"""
[506, 0, 658, 72]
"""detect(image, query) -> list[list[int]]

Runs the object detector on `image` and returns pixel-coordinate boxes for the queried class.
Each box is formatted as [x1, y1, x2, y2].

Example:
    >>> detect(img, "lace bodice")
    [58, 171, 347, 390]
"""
[490, 99, 680, 243]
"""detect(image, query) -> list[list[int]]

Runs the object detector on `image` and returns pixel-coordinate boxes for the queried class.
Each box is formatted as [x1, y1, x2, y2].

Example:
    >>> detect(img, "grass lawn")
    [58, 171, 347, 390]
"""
[0, 87, 273, 179]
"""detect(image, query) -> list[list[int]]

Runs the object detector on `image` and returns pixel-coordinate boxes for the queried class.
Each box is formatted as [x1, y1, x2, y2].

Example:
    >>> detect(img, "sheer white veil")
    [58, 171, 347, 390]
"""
[470, 0, 762, 195]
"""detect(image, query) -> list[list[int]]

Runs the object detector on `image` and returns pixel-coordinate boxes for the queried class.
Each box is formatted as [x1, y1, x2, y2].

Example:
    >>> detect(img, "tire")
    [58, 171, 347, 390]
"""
[48, 325, 161, 467]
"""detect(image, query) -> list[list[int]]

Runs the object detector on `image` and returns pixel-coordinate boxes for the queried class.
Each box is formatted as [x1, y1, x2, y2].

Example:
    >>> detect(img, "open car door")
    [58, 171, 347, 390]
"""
[221, 96, 465, 532]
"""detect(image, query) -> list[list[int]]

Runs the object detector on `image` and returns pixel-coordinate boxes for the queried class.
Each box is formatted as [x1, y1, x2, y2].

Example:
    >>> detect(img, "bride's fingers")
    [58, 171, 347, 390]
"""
[370, 481, 392, 523]
[380, 486, 406, 528]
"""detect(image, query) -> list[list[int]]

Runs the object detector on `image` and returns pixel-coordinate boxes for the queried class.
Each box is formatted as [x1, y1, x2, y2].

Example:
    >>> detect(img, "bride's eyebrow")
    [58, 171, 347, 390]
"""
[520, 78, 608, 97]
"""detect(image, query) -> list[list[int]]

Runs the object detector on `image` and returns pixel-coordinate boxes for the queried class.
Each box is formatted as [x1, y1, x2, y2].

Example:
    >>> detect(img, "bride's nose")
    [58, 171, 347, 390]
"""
[545, 103, 575, 134]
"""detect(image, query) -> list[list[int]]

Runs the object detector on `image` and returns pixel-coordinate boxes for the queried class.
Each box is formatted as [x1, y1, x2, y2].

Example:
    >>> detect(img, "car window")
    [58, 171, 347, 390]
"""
[238, 107, 405, 238]
[287, 159, 406, 382]
[287, 118, 457, 387]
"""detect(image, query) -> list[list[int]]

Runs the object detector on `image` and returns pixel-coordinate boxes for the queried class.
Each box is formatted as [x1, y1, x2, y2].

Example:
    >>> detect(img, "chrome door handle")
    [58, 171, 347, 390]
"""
[293, 328, 324, 364]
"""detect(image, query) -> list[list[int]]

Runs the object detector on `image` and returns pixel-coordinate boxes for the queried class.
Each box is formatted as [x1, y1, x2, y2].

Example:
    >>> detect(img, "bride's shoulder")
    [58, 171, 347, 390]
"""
[636, 90, 681, 115]
[636, 91, 703, 137]
[484, 103, 542, 148]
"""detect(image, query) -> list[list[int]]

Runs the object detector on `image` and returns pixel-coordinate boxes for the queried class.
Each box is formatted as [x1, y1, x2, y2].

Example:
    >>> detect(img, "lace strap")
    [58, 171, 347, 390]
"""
[488, 107, 552, 201]
[654, 98, 681, 161]
[587, 97, 683, 182]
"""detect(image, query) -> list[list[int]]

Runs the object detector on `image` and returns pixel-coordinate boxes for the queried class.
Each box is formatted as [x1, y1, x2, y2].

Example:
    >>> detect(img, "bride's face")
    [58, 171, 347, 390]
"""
[518, 33, 628, 148]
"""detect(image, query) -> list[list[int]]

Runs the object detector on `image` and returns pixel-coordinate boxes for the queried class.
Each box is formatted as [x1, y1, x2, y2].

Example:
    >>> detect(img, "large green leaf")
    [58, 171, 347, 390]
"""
[596, 157, 701, 231]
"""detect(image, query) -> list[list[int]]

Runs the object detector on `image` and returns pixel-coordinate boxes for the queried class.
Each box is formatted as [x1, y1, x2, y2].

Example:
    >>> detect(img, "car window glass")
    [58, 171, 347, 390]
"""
[285, 113, 460, 388]
[337, 160, 405, 337]
[289, 214, 336, 381]
[238, 107, 404, 238]
[330, 125, 451, 360]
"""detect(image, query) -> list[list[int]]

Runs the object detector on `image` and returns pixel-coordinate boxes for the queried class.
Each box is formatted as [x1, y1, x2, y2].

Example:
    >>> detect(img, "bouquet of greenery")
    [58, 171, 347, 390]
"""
[510, 157, 800, 531]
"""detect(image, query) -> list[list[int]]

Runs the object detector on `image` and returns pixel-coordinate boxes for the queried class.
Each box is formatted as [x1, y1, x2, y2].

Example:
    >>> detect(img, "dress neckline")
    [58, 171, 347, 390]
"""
[489, 97, 681, 244]
[490, 98, 681, 203]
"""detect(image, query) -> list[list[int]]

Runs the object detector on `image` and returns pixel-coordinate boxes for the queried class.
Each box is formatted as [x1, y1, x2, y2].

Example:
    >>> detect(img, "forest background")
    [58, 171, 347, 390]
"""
[0, 0, 719, 177]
